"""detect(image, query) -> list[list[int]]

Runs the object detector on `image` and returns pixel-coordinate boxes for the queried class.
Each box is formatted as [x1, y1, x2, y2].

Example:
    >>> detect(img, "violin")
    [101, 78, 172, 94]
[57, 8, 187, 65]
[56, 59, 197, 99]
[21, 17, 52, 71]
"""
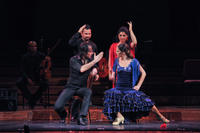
[87, 73, 95, 89]
[40, 48, 52, 80]
[39, 38, 62, 80]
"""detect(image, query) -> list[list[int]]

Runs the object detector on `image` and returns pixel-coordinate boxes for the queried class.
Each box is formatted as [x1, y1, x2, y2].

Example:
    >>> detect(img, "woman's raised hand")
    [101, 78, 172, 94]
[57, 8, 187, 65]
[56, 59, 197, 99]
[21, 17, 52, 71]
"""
[127, 21, 133, 31]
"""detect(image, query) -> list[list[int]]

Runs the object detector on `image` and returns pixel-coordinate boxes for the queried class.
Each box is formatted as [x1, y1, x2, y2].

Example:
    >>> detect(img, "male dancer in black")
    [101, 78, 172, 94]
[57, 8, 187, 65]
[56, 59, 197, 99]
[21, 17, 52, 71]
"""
[54, 42, 103, 125]
[68, 24, 98, 122]
[16, 41, 49, 109]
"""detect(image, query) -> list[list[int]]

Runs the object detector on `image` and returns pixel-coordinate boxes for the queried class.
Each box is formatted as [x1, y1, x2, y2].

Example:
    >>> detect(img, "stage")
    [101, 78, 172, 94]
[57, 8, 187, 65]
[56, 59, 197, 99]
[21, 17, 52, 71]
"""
[0, 106, 200, 133]
[0, 121, 200, 133]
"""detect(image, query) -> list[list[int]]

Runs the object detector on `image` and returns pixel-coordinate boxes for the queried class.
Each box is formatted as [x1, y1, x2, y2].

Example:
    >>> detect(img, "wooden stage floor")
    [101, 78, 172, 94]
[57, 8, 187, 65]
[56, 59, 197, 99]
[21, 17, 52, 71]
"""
[0, 106, 200, 132]
[0, 121, 200, 133]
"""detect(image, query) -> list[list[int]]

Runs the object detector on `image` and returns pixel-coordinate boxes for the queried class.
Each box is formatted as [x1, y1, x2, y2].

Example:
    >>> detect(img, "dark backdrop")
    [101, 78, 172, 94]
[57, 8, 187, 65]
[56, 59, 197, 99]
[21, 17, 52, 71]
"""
[0, 0, 200, 69]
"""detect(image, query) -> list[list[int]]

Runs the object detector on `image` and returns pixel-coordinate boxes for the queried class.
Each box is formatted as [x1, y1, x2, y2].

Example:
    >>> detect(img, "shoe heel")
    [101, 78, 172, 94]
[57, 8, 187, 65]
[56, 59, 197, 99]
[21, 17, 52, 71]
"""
[159, 116, 170, 123]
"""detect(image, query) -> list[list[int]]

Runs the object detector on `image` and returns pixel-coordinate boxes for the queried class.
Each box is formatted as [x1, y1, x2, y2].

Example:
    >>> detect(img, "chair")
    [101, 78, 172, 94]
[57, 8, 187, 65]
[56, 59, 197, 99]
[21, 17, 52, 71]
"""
[183, 59, 200, 83]
[22, 85, 50, 109]
[182, 59, 200, 106]
[67, 74, 95, 124]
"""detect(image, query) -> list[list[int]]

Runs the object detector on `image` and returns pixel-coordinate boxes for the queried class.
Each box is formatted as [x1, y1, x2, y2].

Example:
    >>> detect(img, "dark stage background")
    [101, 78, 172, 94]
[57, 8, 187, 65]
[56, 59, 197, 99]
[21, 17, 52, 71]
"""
[0, 0, 200, 107]
[0, 0, 200, 73]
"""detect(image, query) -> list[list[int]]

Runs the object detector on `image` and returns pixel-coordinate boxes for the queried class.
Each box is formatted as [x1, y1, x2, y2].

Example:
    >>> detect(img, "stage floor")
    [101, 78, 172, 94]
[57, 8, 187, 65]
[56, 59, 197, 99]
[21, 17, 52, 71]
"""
[1, 106, 200, 132]
[0, 121, 200, 132]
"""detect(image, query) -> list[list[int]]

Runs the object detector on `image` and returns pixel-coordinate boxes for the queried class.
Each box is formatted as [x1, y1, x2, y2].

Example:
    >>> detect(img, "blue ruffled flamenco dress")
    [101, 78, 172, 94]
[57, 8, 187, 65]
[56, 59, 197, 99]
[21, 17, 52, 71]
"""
[103, 58, 154, 123]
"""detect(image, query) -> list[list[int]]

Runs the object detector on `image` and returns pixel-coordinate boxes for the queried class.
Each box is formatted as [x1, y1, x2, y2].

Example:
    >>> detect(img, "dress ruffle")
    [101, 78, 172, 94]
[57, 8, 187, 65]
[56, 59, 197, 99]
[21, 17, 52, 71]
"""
[103, 88, 154, 120]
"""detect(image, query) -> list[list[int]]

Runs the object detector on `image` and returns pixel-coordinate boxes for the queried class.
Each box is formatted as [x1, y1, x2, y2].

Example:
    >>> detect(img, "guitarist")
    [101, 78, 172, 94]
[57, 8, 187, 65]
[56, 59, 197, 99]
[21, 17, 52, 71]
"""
[68, 24, 99, 122]
[16, 41, 49, 109]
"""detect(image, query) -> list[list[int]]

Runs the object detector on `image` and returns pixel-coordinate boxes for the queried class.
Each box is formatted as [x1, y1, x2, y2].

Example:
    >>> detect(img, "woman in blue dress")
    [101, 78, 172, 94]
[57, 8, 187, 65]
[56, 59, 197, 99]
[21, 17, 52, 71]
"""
[103, 43, 170, 125]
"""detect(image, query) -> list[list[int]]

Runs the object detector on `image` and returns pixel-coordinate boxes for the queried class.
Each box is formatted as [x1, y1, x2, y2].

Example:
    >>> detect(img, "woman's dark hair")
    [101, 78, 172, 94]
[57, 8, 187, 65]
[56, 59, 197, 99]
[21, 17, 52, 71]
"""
[118, 43, 133, 59]
[115, 26, 131, 44]
[79, 41, 94, 59]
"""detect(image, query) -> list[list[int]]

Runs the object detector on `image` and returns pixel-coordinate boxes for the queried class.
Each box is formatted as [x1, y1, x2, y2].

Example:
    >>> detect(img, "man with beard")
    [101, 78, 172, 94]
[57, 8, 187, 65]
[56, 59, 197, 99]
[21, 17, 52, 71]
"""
[68, 24, 97, 54]
[54, 42, 103, 125]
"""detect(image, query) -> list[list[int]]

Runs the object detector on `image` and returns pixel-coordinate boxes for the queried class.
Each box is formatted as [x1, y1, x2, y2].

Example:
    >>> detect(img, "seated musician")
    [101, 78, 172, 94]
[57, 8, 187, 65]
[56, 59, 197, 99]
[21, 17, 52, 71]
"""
[16, 41, 49, 109]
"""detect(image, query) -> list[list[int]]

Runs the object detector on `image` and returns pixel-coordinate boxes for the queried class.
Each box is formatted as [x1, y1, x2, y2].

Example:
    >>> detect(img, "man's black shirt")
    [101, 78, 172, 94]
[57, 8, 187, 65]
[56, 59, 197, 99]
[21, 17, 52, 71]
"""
[66, 55, 94, 88]
[20, 51, 45, 81]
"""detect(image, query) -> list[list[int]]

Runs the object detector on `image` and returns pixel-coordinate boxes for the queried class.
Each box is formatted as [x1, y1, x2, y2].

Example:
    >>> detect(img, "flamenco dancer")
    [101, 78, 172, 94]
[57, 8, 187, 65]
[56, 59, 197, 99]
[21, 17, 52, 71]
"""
[103, 43, 170, 125]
